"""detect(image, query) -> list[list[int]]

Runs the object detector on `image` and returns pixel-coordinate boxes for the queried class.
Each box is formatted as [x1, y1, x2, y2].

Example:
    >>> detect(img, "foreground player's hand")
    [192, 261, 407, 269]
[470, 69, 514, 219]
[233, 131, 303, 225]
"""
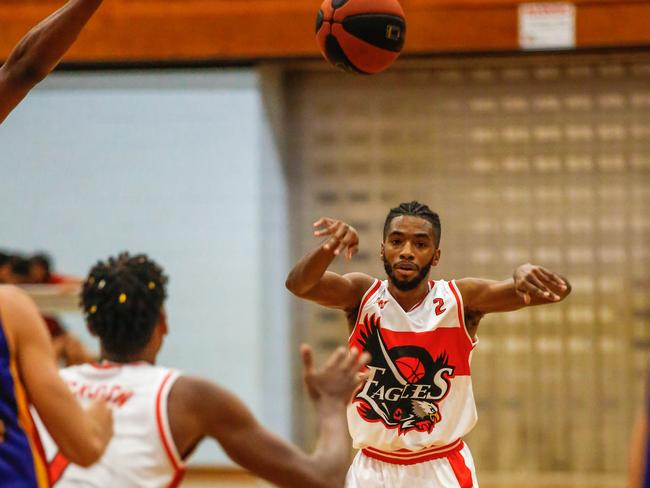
[86, 398, 114, 450]
[514, 263, 569, 305]
[313, 217, 359, 260]
[301, 345, 370, 404]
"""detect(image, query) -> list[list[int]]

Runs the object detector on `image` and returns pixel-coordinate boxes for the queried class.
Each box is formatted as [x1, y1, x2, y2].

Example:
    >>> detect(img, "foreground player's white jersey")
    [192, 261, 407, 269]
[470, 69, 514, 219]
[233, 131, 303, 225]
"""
[37, 362, 184, 488]
[348, 279, 478, 461]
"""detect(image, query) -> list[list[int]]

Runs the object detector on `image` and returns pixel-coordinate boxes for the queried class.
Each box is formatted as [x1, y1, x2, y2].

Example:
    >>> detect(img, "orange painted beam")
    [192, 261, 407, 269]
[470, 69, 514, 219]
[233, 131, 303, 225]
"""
[0, 0, 649, 63]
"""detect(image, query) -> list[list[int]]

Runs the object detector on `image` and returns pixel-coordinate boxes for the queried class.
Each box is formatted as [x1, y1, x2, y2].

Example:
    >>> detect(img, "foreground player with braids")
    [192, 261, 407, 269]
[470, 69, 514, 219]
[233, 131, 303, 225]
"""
[286, 201, 572, 488]
[0, 0, 103, 123]
[37, 253, 370, 488]
[0, 286, 112, 485]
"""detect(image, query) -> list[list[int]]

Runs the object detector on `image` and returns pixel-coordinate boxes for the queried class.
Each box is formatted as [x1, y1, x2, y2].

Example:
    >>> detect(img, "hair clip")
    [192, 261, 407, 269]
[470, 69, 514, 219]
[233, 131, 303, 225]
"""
[148, 281, 156, 290]
[119, 293, 127, 304]
[90, 305, 97, 314]
[98, 280, 106, 290]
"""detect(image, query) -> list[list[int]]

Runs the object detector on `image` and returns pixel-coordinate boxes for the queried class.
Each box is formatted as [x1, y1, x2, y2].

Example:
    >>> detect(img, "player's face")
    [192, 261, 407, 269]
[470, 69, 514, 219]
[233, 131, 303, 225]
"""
[381, 215, 440, 291]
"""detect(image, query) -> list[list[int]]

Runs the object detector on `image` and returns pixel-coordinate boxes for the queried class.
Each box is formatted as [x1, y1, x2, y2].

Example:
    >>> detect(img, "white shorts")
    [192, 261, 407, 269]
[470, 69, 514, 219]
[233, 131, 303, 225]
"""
[345, 441, 478, 488]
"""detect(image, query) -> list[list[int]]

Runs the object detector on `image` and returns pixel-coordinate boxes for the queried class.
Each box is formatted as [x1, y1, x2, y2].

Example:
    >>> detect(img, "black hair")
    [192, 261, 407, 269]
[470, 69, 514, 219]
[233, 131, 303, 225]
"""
[81, 252, 168, 360]
[9, 255, 30, 277]
[0, 251, 9, 266]
[29, 253, 52, 275]
[383, 201, 441, 247]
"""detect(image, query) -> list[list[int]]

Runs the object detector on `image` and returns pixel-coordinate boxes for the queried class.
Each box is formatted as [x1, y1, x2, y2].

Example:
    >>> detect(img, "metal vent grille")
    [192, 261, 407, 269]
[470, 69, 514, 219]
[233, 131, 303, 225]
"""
[286, 54, 650, 475]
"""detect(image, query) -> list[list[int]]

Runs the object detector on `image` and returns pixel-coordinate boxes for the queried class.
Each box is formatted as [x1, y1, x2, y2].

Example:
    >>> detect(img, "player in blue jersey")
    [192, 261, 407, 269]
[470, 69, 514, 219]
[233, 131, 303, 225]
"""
[0, 0, 104, 124]
[0, 286, 113, 486]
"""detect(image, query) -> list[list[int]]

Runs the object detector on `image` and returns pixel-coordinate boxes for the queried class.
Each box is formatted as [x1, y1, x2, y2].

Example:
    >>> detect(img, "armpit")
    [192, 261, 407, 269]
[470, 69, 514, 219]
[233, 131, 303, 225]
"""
[464, 309, 484, 338]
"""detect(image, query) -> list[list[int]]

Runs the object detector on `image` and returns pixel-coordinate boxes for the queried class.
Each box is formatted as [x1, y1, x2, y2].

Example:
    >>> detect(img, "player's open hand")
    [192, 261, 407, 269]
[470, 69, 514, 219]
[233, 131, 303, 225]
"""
[301, 345, 371, 404]
[313, 217, 359, 260]
[514, 263, 569, 305]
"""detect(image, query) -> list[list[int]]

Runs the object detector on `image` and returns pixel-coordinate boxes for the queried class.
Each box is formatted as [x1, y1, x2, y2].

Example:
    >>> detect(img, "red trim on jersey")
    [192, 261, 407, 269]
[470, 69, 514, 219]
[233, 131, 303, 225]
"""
[350, 280, 382, 340]
[448, 449, 473, 487]
[89, 360, 148, 369]
[362, 439, 464, 465]
[156, 372, 185, 486]
[448, 280, 477, 348]
[167, 470, 184, 488]
[447, 281, 465, 330]
[48, 451, 71, 485]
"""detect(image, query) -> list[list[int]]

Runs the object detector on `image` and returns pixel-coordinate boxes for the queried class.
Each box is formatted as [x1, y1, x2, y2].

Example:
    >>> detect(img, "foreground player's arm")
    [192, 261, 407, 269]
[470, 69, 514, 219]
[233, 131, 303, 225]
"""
[285, 217, 374, 310]
[0, 286, 112, 466]
[0, 0, 103, 123]
[456, 263, 571, 314]
[170, 346, 370, 488]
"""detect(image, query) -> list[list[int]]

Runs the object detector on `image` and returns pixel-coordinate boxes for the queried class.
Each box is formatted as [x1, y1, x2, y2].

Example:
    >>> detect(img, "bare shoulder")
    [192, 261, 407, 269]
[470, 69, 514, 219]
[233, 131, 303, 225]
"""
[169, 375, 252, 426]
[0, 285, 44, 333]
[454, 277, 500, 295]
[0, 284, 30, 302]
[342, 272, 376, 297]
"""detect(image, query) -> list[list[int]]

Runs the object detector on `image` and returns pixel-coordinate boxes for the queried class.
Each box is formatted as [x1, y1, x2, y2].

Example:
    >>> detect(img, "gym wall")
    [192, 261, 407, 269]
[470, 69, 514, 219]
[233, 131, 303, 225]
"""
[285, 52, 650, 479]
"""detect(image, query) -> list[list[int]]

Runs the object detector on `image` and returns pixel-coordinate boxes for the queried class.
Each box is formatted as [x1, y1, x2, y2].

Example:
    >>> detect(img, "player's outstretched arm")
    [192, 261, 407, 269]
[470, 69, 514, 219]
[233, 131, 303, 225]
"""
[0, 0, 103, 123]
[0, 286, 112, 466]
[169, 346, 370, 488]
[285, 217, 374, 310]
[456, 263, 571, 314]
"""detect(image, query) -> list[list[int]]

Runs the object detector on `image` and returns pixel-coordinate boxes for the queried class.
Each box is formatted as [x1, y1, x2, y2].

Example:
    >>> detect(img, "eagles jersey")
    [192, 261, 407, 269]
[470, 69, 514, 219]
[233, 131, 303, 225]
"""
[348, 279, 478, 463]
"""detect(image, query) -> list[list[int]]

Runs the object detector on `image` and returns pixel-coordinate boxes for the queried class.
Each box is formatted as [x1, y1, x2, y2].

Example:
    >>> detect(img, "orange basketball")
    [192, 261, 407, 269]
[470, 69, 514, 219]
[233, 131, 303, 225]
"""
[316, 0, 406, 74]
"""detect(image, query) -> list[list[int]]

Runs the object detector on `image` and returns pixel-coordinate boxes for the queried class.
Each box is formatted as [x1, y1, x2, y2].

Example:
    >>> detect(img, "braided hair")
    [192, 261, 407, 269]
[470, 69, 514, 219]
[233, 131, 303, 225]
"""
[383, 201, 441, 247]
[81, 253, 168, 360]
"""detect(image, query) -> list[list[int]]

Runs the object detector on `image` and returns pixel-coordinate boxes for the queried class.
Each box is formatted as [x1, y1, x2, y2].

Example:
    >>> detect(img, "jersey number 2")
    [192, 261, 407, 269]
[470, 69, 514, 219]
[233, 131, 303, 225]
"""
[433, 298, 446, 315]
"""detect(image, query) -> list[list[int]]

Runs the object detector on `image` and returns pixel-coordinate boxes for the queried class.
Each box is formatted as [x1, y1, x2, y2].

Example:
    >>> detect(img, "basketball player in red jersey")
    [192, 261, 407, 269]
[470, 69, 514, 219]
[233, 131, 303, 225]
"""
[37, 253, 370, 487]
[0, 285, 113, 486]
[286, 201, 572, 487]
[0, 0, 104, 123]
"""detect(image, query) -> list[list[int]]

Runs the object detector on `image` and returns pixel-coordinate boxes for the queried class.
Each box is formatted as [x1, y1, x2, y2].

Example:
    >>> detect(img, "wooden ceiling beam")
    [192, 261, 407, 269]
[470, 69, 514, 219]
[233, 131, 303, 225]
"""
[0, 0, 649, 63]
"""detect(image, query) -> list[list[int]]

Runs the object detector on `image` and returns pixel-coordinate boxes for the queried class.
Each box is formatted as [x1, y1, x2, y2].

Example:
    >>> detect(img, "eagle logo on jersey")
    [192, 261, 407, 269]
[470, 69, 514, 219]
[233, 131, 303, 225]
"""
[353, 314, 455, 435]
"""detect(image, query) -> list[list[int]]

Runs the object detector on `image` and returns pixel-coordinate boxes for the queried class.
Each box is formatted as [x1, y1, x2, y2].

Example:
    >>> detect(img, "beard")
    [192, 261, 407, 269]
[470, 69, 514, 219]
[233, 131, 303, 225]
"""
[383, 256, 432, 291]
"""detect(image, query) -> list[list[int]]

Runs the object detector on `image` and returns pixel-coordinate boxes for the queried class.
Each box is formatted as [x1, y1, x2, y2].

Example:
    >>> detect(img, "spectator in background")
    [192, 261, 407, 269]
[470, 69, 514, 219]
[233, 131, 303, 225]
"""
[27, 252, 96, 366]
[9, 255, 31, 284]
[0, 250, 96, 365]
[29, 253, 82, 285]
[0, 251, 10, 283]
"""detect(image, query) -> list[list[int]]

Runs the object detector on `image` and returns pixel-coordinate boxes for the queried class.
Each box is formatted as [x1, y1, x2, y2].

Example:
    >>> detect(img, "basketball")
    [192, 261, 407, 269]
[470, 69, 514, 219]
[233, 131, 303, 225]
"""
[395, 357, 425, 383]
[315, 0, 406, 74]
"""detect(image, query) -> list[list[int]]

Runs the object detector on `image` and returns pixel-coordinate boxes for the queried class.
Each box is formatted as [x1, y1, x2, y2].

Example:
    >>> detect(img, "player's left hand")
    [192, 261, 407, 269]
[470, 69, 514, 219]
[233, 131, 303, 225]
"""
[301, 345, 370, 404]
[312, 217, 359, 260]
[513, 263, 569, 305]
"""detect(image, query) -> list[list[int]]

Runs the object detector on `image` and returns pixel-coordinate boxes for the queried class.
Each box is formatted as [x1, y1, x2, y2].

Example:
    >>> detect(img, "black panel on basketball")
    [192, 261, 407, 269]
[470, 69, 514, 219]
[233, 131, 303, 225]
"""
[316, 9, 324, 33]
[324, 35, 366, 74]
[342, 14, 406, 52]
[331, 0, 350, 8]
